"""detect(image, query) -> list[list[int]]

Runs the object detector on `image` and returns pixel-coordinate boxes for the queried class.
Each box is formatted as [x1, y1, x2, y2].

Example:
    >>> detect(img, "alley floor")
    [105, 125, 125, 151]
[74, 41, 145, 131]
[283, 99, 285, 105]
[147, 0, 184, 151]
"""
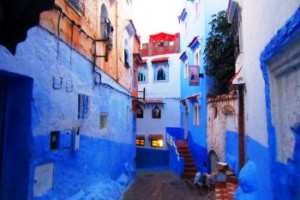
[121, 170, 214, 200]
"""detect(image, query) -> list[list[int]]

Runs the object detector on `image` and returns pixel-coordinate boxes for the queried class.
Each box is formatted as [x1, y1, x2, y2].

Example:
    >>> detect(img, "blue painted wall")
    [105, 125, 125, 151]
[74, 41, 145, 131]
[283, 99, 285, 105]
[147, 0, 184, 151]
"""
[168, 143, 184, 177]
[166, 127, 185, 141]
[257, 7, 300, 200]
[178, 0, 227, 173]
[225, 131, 239, 174]
[32, 136, 135, 200]
[187, 132, 208, 173]
[0, 26, 136, 199]
[136, 148, 169, 169]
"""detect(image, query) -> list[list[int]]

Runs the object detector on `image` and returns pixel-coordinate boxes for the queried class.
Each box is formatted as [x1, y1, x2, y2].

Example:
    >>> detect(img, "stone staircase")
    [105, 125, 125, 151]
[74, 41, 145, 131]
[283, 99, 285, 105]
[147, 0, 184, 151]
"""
[176, 140, 197, 179]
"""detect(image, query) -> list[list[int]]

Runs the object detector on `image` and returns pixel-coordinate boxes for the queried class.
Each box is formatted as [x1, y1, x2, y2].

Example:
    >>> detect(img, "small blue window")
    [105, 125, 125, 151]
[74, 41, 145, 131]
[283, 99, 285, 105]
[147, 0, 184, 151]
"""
[154, 63, 169, 82]
[138, 65, 147, 83]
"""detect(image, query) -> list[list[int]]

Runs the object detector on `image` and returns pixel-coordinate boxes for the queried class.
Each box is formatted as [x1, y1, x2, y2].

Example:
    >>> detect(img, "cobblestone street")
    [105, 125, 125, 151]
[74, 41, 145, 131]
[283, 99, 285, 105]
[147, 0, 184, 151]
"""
[122, 170, 214, 200]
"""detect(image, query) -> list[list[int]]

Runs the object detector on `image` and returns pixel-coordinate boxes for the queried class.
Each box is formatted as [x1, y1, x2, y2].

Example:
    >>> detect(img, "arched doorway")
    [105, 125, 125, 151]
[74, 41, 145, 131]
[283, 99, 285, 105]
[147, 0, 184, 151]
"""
[208, 150, 219, 173]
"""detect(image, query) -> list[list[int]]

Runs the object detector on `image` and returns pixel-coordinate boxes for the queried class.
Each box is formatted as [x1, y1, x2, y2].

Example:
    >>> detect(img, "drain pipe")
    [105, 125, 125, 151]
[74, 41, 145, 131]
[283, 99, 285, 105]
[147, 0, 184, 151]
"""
[238, 84, 245, 170]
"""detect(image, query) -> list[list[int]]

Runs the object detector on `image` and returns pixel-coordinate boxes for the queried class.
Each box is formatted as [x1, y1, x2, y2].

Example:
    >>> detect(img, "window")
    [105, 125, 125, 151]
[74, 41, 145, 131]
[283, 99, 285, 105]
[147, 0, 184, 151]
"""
[136, 106, 143, 118]
[148, 134, 164, 148]
[136, 134, 145, 146]
[136, 138, 145, 146]
[193, 103, 200, 126]
[154, 63, 169, 82]
[124, 49, 130, 68]
[151, 139, 164, 148]
[184, 61, 189, 79]
[78, 94, 89, 119]
[67, 0, 85, 14]
[100, 113, 108, 131]
[195, 50, 200, 65]
[124, 39, 131, 68]
[138, 66, 147, 83]
[152, 106, 161, 119]
[156, 68, 166, 80]
[100, 5, 108, 38]
[214, 107, 218, 118]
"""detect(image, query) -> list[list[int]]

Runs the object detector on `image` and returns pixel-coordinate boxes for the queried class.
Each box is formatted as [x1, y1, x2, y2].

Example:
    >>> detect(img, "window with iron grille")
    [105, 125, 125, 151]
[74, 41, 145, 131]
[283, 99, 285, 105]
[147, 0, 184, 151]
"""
[67, 0, 85, 15]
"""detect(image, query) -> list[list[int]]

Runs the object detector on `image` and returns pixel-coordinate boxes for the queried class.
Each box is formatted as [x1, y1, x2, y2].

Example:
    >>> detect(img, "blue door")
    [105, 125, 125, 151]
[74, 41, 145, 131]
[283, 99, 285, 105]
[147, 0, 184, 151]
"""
[0, 78, 7, 197]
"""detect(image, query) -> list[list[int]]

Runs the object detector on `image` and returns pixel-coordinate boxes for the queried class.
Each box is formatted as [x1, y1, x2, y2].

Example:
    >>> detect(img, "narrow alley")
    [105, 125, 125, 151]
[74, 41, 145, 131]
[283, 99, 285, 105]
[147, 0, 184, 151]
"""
[122, 170, 213, 200]
[0, 0, 299, 199]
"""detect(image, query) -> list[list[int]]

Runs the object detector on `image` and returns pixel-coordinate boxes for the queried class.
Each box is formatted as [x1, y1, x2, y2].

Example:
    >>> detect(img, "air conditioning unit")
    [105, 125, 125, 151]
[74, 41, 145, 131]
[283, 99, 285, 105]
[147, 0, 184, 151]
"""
[227, 0, 238, 24]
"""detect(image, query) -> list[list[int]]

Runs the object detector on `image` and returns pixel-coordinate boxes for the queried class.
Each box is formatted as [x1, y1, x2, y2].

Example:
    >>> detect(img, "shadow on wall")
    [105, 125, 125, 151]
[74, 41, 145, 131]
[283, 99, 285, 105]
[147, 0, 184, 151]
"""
[0, 70, 33, 200]
[225, 131, 239, 175]
[187, 132, 208, 173]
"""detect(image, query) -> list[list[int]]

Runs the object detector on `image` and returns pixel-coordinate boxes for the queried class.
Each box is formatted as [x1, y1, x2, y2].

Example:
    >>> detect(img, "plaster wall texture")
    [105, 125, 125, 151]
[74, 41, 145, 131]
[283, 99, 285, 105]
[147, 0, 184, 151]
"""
[235, 1, 300, 200]
[206, 93, 238, 163]
[41, 0, 134, 91]
[136, 99, 181, 150]
[258, 7, 300, 200]
[138, 54, 181, 98]
[0, 26, 135, 199]
[241, 0, 299, 146]
[116, 0, 135, 91]
[136, 52, 181, 151]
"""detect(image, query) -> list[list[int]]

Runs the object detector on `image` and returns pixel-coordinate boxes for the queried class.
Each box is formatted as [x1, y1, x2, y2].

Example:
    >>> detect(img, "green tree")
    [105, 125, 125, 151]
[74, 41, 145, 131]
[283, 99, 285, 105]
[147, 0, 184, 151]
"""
[204, 10, 235, 94]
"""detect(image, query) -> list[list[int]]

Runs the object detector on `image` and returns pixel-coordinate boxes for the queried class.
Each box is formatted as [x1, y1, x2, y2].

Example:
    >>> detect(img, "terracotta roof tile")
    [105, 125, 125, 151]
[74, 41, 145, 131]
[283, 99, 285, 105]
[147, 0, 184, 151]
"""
[142, 99, 164, 104]
[148, 134, 163, 140]
[151, 57, 169, 63]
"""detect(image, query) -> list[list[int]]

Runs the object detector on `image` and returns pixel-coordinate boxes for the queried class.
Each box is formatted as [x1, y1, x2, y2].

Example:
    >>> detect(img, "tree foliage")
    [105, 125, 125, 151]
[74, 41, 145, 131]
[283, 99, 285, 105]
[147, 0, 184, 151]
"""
[204, 10, 235, 94]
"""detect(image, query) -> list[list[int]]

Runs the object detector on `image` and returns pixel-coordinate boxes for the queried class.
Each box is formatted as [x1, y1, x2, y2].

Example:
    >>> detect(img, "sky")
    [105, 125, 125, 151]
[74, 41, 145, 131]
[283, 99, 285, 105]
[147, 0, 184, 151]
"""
[132, 0, 181, 44]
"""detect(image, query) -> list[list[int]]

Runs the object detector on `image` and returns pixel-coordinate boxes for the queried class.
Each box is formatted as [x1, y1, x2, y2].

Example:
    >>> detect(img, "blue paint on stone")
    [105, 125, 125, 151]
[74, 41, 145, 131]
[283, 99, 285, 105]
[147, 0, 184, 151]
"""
[235, 161, 258, 200]
[166, 127, 185, 141]
[32, 135, 135, 200]
[0, 26, 136, 199]
[269, 124, 300, 200]
[241, 136, 272, 200]
[259, 7, 300, 200]
[136, 148, 169, 169]
[168, 143, 184, 177]
[166, 128, 208, 175]
[225, 131, 239, 174]
[187, 132, 208, 173]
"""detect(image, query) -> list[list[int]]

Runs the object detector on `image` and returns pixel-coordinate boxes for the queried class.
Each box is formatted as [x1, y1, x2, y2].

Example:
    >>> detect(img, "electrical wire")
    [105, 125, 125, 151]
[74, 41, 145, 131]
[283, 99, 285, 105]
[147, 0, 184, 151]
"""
[51, 4, 180, 103]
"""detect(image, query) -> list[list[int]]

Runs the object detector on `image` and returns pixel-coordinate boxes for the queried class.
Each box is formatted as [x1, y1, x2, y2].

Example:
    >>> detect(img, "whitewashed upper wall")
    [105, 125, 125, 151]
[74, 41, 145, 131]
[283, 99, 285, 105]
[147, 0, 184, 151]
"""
[241, 0, 299, 146]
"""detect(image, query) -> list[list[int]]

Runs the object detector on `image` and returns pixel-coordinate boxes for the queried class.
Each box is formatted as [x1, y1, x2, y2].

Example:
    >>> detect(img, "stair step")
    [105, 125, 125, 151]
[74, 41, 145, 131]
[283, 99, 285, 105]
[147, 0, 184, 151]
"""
[182, 171, 197, 178]
[177, 148, 189, 152]
[185, 162, 195, 166]
[184, 157, 193, 161]
[178, 149, 190, 153]
[180, 154, 190, 158]
[176, 140, 188, 146]
[185, 165, 197, 169]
